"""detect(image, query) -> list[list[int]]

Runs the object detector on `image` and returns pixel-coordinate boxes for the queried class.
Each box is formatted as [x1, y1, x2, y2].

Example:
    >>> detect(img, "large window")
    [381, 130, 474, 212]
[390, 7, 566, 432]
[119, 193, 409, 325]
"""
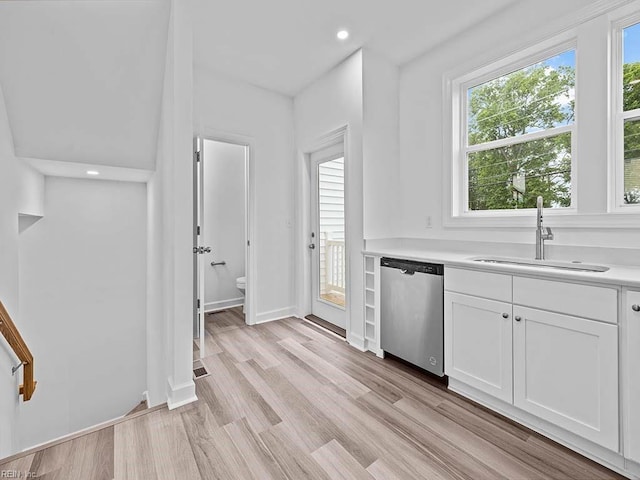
[446, 4, 640, 225]
[621, 21, 640, 205]
[462, 50, 576, 212]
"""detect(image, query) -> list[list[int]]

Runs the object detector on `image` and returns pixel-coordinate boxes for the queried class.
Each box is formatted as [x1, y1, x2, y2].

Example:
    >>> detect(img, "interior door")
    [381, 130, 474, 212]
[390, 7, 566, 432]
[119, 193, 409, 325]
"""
[193, 137, 208, 358]
[193, 137, 200, 340]
[310, 143, 346, 328]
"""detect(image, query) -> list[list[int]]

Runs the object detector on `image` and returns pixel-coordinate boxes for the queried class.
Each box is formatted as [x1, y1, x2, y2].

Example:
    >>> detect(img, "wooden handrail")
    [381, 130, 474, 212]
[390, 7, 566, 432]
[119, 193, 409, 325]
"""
[0, 301, 35, 401]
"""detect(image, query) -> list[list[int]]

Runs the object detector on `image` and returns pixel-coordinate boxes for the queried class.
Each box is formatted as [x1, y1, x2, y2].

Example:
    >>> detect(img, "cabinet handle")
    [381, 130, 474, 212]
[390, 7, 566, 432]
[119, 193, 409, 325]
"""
[515, 316, 522, 322]
[632, 304, 640, 312]
[502, 313, 509, 319]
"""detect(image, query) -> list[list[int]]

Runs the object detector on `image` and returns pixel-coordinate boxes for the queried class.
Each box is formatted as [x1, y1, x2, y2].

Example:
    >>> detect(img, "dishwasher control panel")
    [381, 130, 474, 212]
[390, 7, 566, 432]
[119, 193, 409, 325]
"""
[380, 257, 443, 276]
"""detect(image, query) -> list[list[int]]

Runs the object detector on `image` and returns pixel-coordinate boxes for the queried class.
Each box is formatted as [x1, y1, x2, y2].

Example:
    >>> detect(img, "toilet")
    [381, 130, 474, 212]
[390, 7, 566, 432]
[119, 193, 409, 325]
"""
[236, 276, 246, 313]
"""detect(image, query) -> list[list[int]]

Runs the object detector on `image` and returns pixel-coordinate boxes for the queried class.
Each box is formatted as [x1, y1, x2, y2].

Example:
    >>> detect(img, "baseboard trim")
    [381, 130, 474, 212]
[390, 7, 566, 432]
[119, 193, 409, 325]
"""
[22, 414, 124, 454]
[254, 306, 297, 324]
[2, 403, 167, 464]
[167, 378, 197, 410]
[204, 298, 244, 313]
[448, 379, 631, 478]
[626, 458, 640, 477]
[347, 333, 366, 352]
[364, 339, 384, 358]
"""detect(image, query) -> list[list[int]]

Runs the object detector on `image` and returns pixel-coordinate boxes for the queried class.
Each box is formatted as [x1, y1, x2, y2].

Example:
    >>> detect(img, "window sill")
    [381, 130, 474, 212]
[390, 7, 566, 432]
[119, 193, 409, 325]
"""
[444, 211, 640, 229]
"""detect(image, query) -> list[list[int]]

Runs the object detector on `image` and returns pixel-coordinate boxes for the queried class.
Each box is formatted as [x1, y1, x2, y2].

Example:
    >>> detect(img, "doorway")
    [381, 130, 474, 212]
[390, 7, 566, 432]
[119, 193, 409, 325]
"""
[193, 137, 250, 358]
[309, 143, 347, 331]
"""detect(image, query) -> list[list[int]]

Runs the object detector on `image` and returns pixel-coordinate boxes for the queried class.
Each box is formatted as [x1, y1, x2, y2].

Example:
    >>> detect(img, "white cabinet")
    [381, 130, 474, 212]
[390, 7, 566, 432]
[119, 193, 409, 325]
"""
[625, 290, 640, 463]
[513, 276, 617, 324]
[444, 292, 513, 403]
[513, 306, 619, 451]
[445, 267, 512, 302]
[445, 266, 619, 452]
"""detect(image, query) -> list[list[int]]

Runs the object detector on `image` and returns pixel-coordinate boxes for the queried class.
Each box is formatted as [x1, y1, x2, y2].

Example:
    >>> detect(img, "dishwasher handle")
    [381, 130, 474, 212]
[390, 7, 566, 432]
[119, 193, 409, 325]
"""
[400, 269, 415, 276]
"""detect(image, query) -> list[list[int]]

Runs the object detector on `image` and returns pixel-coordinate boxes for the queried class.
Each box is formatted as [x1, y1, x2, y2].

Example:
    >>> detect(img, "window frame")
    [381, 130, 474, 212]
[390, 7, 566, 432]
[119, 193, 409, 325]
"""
[610, 11, 640, 212]
[450, 36, 578, 219]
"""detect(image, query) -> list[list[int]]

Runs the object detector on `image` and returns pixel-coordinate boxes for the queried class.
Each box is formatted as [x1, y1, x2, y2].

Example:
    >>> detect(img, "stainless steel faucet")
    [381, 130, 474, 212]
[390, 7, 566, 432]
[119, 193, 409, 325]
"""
[535, 196, 554, 260]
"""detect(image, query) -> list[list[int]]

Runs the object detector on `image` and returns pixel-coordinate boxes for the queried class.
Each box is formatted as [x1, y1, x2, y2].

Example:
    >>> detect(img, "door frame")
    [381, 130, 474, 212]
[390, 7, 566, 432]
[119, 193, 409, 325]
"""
[194, 129, 257, 330]
[298, 125, 350, 335]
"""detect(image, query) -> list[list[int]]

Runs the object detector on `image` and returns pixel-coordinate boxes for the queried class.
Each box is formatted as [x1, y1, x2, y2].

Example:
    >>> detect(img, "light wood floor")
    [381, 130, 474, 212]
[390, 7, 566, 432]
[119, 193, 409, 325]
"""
[1, 307, 624, 479]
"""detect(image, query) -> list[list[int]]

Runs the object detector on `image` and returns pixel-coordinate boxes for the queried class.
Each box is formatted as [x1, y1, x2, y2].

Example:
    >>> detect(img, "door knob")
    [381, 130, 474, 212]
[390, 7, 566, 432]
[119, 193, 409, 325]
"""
[502, 313, 509, 319]
[308, 243, 316, 250]
[515, 316, 522, 322]
[632, 304, 640, 312]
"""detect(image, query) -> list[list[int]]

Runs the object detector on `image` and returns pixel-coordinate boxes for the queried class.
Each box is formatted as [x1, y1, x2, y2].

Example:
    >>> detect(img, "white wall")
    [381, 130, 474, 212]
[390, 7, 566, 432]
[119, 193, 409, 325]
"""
[146, 0, 196, 410]
[17, 177, 147, 450]
[1, 0, 196, 455]
[362, 48, 400, 240]
[0, 1, 170, 170]
[17, 165, 44, 218]
[194, 68, 296, 322]
[16, 162, 44, 241]
[168, 0, 196, 410]
[203, 140, 245, 310]
[146, 165, 165, 408]
[145, 12, 171, 410]
[397, 0, 640, 251]
[0, 84, 21, 459]
[0, 84, 44, 458]
[294, 50, 366, 347]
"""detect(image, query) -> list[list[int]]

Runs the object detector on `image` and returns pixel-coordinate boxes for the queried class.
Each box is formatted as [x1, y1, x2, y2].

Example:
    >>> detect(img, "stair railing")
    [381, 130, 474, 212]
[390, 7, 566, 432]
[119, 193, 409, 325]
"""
[0, 301, 36, 401]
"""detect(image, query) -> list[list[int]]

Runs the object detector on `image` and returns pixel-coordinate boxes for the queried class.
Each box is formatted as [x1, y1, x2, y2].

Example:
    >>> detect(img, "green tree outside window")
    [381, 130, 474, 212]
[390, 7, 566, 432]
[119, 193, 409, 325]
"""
[467, 53, 574, 211]
[623, 62, 640, 204]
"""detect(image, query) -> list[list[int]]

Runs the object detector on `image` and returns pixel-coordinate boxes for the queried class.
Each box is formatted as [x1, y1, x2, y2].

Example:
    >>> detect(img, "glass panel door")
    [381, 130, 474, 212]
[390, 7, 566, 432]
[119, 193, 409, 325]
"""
[310, 144, 347, 329]
[318, 157, 346, 308]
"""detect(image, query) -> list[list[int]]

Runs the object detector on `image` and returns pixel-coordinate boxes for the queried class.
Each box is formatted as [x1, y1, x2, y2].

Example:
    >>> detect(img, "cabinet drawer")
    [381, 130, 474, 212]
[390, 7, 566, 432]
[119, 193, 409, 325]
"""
[513, 276, 617, 324]
[445, 267, 512, 302]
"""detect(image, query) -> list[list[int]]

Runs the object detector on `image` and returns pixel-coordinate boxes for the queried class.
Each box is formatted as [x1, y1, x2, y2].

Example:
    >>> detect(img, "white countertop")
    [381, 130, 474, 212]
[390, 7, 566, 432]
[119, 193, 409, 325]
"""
[363, 247, 640, 289]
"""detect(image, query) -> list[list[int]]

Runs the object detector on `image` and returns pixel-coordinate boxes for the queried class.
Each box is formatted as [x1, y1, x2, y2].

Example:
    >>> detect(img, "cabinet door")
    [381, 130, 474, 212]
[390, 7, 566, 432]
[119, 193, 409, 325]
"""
[445, 292, 513, 403]
[513, 306, 618, 451]
[626, 291, 640, 463]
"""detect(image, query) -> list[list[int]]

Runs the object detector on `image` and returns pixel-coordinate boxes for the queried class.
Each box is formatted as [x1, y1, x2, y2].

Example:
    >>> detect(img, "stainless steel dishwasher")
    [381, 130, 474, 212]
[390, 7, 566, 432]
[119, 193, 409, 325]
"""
[380, 257, 444, 376]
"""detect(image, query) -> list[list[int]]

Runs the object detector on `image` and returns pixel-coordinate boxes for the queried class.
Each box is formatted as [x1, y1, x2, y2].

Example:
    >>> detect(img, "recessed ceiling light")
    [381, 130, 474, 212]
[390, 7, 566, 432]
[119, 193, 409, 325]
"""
[86, 170, 100, 176]
[337, 30, 349, 40]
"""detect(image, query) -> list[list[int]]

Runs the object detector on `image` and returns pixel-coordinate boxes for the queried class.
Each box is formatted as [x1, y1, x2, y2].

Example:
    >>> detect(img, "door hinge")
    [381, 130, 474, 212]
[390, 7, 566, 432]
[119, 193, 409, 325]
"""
[197, 299, 200, 309]
[197, 225, 201, 235]
[196, 151, 201, 162]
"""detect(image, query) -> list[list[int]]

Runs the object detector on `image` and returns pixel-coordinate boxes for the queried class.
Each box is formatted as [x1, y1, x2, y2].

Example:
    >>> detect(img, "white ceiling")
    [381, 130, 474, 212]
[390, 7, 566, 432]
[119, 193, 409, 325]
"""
[192, 0, 523, 96]
[0, 0, 609, 175]
[0, 0, 170, 171]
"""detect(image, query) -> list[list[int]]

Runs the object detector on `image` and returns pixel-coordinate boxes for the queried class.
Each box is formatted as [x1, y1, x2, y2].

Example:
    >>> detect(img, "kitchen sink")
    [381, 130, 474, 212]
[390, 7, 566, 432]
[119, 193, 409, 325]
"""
[469, 256, 610, 273]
